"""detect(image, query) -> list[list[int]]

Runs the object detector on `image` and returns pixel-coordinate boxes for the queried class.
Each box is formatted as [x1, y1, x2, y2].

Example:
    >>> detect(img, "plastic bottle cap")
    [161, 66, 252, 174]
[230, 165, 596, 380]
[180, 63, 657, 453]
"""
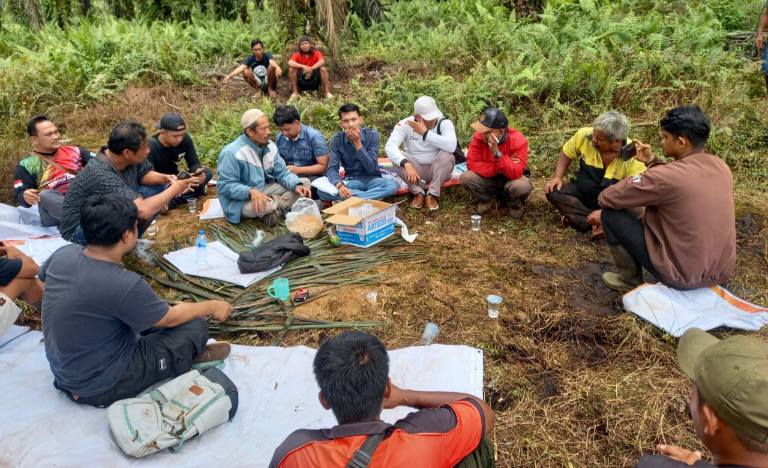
[198, 229, 205, 234]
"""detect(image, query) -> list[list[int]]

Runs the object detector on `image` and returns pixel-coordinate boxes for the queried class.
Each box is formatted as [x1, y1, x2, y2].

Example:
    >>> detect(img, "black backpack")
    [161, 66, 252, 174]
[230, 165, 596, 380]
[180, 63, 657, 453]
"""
[436, 117, 466, 164]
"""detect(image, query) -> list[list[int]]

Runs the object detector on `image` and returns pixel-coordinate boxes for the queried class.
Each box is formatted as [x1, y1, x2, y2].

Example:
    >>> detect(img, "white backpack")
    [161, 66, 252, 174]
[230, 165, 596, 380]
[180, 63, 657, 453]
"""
[107, 367, 238, 458]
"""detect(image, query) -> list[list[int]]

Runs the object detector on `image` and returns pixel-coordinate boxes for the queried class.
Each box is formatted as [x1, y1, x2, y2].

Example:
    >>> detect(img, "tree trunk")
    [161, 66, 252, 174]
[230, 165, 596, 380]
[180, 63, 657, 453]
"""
[508, 0, 544, 20]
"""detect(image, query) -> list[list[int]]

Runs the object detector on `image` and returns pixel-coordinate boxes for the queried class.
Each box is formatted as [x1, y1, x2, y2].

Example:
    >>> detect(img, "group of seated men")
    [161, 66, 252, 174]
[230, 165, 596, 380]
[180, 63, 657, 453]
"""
[0, 88, 758, 466]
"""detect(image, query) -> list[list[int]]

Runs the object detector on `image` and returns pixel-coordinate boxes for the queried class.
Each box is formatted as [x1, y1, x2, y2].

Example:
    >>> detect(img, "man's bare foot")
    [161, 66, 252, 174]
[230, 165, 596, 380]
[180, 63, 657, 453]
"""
[289, 93, 299, 101]
[324, 92, 334, 99]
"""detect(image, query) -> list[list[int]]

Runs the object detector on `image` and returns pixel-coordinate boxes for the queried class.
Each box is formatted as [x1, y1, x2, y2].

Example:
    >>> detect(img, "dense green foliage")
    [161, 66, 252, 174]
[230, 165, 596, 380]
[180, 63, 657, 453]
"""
[1, 0, 766, 185]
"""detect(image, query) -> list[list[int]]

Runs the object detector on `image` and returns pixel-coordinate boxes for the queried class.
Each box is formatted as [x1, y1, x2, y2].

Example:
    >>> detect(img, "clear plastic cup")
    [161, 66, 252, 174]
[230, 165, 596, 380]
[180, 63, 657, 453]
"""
[252, 230, 266, 247]
[487, 295, 503, 319]
[471, 215, 481, 231]
[187, 198, 197, 213]
[145, 222, 158, 238]
[420, 322, 440, 345]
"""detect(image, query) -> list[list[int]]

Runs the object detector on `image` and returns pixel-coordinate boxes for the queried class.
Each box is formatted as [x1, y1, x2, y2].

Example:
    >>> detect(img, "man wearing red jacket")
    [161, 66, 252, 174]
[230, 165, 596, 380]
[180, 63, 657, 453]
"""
[460, 108, 532, 218]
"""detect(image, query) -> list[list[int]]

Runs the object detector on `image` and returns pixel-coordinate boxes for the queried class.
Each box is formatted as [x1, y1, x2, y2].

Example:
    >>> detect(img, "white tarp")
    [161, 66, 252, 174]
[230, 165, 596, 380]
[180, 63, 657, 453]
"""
[163, 240, 280, 288]
[0, 331, 483, 467]
[623, 283, 768, 337]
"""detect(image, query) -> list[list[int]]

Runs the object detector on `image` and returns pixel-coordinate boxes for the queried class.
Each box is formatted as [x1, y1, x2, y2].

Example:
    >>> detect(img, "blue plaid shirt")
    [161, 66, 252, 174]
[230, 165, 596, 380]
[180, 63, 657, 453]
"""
[275, 124, 329, 167]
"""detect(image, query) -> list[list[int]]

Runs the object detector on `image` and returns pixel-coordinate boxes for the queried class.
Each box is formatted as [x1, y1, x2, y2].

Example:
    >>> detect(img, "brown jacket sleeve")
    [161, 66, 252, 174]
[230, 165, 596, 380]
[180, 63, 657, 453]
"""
[598, 165, 669, 209]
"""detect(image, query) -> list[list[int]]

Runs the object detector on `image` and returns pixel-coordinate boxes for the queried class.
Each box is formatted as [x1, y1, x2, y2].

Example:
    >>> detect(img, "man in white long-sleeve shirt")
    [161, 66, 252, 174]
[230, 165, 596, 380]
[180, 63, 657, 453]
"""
[385, 96, 457, 211]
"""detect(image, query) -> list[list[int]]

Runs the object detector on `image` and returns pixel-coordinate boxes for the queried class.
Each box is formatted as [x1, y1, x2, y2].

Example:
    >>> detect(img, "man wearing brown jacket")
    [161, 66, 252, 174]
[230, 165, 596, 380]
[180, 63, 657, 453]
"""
[597, 105, 736, 292]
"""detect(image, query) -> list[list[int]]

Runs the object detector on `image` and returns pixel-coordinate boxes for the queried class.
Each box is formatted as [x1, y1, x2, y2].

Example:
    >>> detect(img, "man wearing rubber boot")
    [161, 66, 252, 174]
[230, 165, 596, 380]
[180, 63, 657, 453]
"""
[598, 105, 735, 292]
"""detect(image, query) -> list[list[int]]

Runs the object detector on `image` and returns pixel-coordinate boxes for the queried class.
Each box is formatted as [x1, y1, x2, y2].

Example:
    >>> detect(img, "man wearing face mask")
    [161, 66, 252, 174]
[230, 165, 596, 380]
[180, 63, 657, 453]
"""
[385, 96, 458, 211]
[460, 108, 532, 218]
[217, 109, 311, 226]
[544, 111, 646, 235]
[15, 114, 95, 227]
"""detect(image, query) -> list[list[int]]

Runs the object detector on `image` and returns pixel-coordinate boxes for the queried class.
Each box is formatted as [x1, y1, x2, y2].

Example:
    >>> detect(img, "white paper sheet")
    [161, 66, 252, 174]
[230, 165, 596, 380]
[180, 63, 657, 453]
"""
[0, 332, 483, 467]
[0, 324, 30, 348]
[198, 198, 225, 220]
[17, 237, 70, 266]
[163, 240, 280, 288]
[310, 176, 339, 196]
[623, 283, 768, 337]
[0, 221, 60, 241]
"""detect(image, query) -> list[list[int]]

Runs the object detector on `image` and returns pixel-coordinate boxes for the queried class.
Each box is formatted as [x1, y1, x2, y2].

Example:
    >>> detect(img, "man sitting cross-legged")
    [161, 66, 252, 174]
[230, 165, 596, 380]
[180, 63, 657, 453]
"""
[41, 194, 232, 408]
[270, 331, 496, 467]
[321, 103, 399, 201]
[0, 244, 43, 336]
[59, 121, 204, 244]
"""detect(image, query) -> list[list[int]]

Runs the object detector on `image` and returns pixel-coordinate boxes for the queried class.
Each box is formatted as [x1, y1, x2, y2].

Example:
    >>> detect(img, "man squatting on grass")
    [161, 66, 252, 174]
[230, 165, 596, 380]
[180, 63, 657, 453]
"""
[385, 96, 458, 212]
[270, 331, 496, 468]
[635, 328, 768, 467]
[596, 105, 736, 293]
[222, 39, 282, 98]
[41, 194, 232, 408]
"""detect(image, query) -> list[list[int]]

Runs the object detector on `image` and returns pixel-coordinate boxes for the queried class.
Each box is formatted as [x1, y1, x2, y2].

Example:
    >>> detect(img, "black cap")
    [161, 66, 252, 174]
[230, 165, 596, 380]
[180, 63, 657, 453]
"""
[156, 113, 186, 131]
[471, 108, 508, 132]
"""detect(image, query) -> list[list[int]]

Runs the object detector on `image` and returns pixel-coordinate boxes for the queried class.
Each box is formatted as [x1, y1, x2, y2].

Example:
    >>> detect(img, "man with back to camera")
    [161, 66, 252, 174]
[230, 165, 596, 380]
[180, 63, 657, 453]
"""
[42, 194, 232, 408]
[270, 331, 496, 467]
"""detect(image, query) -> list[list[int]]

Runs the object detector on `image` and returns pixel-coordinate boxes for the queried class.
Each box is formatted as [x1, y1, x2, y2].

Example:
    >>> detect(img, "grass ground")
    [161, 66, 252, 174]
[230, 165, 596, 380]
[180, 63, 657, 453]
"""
[11, 74, 768, 466]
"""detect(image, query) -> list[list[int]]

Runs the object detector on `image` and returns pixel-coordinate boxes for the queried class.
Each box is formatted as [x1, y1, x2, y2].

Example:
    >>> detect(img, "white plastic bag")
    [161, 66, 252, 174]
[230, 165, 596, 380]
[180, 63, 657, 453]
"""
[286, 198, 324, 240]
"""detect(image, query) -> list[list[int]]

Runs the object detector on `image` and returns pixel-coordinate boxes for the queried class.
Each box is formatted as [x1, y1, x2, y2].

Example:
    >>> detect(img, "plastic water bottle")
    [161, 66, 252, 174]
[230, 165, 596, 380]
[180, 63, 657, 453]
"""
[195, 229, 208, 265]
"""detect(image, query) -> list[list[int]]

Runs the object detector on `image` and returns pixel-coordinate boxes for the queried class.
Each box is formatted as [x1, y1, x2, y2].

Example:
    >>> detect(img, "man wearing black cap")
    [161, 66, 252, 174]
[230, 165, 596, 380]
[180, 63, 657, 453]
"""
[460, 108, 532, 218]
[142, 113, 213, 207]
[635, 328, 768, 467]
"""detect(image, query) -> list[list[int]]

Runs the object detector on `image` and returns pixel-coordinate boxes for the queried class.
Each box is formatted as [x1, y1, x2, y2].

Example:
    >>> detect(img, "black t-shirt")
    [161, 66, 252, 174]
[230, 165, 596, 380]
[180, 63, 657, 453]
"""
[243, 53, 272, 77]
[59, 152, 152, 241]
[147, 134, 201, 175]
[0, 257, 22, 286]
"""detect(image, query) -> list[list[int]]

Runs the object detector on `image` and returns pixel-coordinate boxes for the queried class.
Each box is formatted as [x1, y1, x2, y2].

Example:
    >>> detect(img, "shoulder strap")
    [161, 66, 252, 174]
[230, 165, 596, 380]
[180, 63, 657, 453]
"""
[35, 152, 78, 176]
[346, 433, 387, 468]
[436, 118, 448, 135]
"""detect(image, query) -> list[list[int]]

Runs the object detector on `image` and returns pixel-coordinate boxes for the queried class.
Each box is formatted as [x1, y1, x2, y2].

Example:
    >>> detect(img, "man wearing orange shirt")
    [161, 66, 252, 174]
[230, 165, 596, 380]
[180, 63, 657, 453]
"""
[270, 331, 495, 468]
[287, 36, 333, 100]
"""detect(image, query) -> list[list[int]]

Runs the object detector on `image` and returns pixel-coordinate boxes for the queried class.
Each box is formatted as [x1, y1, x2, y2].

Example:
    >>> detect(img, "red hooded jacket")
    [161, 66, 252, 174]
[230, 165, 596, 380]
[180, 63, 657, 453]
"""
[466, 128, 528, 180]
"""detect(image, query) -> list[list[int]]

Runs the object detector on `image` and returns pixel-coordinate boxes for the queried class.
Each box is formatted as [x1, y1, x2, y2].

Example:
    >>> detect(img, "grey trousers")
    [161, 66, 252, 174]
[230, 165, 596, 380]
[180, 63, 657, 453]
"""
[39, 190, 64, 227]
[460, 171, 533, 207]
[240, 181, 308, 219]
[390, 151, 455, 197]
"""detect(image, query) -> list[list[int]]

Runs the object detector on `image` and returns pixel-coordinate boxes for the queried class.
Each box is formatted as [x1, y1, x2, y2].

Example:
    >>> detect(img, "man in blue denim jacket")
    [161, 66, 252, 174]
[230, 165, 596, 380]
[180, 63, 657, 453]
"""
[321, 103, 398, 201]
[217, 109, 312, 226]
[274, 105, 330, 181]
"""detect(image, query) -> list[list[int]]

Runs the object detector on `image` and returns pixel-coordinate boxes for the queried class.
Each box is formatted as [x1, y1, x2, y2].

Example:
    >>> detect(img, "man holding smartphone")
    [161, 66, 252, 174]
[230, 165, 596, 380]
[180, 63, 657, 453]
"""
[460, 108, 532, 218]
[544, 111, 646, 237]
[142, 113, 212, 208]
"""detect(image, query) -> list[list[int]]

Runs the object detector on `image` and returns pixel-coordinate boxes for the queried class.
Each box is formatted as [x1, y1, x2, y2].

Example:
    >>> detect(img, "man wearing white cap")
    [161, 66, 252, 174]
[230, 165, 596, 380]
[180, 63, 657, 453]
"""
[385, 96, 458, 211]
[217, 109, 311, 226]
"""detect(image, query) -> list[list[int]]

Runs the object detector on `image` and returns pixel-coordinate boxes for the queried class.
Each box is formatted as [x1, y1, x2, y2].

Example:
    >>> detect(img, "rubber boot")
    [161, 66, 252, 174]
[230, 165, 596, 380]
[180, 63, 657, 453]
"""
[602, 245, 642, 293]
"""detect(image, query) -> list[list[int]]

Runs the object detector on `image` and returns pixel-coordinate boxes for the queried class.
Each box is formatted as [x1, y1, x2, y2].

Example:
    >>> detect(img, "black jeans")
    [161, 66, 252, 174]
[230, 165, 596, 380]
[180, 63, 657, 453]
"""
[601, 208, 660, 279]
[57, 319, 209, 408]
[545, 182, 595, 232]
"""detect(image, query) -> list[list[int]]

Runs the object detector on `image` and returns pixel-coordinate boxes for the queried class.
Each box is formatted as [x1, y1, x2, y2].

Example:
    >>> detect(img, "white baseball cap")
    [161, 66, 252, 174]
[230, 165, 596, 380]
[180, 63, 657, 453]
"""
[413, 96, 443, 121]
[241, 109, 266, 130]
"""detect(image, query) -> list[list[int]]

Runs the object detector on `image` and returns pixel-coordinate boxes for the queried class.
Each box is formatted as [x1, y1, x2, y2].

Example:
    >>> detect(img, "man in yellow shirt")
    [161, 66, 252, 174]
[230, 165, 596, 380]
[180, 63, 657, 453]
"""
[544, 111, 646, 237]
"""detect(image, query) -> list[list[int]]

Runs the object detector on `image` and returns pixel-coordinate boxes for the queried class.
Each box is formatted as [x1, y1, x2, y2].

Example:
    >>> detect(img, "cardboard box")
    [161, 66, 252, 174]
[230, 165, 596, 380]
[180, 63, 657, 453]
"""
[323, 197, 396, 248]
